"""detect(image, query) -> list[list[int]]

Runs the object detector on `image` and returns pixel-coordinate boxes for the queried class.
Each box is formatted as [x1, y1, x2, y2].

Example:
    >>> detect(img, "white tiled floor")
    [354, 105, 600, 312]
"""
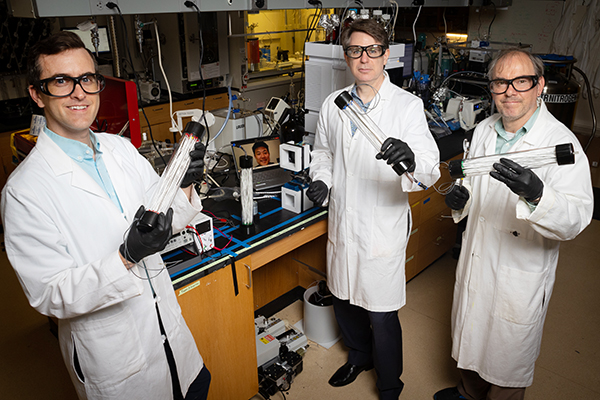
[2, 220, 600, 399]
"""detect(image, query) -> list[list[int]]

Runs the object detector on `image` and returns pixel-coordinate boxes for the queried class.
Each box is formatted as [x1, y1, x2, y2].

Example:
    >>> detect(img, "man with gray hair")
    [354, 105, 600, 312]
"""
[435, 48, 593, 400]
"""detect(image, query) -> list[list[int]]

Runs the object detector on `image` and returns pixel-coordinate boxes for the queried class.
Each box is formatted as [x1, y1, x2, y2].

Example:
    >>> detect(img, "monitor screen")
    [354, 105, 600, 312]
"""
[231, 136, 281, 172]
[63, 27, 111, 53]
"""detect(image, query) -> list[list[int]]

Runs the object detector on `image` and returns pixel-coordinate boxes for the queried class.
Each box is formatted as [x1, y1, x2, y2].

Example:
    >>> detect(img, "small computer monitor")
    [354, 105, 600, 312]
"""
[231, 136, 282, 172]
[63, 27, 111, 54]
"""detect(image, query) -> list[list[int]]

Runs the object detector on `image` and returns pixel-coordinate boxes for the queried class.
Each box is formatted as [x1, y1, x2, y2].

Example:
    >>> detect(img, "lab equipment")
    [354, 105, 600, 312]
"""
[264, 97, 291, 126]
[333, 91, 427, 189]
[280, 142, 313, 213]
[139, 121, 206, 231]
[160, 212, 214, 255]
[139, 80, 161, 103]
[448, 143, 575, 180]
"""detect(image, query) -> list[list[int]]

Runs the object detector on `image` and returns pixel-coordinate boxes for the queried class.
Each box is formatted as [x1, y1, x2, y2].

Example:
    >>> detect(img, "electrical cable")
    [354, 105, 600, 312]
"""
[412, 5, 422, 46]
[487, 2, 496, 41]
[572, 66, 597, 153]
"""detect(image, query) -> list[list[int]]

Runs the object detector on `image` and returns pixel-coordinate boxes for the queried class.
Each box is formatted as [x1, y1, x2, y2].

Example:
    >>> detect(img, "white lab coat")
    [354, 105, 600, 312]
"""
[450, 102, 594, 387]
[310, 74, 440, 312]
[1, 131, 203, 400]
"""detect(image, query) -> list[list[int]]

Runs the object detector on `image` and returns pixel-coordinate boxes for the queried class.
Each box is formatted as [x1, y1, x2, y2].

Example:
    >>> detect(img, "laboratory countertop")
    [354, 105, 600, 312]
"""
[164, 198, 328, 290]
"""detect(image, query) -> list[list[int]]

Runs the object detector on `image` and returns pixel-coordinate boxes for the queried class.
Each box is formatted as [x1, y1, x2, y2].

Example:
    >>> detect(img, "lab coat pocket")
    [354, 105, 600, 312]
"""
[70, 306, 146, 390]
[494, 265, 546, 325]
[369, 206, 406, 259]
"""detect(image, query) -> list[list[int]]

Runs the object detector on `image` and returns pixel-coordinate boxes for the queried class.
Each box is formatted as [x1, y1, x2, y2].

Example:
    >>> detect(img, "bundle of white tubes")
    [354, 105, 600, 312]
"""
[448, 143, 575, 180]
[239, 155, 254, 226]
[139, 120, 205, 231]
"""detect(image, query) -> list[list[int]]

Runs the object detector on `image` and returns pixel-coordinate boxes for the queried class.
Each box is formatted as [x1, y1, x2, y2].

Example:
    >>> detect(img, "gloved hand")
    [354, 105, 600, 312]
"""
[445, 185, 470, 210]
[306, 180, 329, 206]
[376, 137, 415, 174]
[180, 141, 206, 188]
[120, 206, 174, 264]
[490, 158, 544, 203]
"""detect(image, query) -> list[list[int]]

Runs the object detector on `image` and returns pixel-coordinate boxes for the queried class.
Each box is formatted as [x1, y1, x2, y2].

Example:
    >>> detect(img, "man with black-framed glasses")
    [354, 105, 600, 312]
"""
[2, 31, 210, 400]
[436, 48, 593, 400]
[308, 18, 440, 400]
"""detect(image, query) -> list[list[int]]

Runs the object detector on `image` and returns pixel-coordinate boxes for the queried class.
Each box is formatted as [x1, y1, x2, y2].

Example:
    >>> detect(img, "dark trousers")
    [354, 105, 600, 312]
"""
[185, 366, 211, 400]
[332, 296, 404, 400]
[458, 369, 526, 400]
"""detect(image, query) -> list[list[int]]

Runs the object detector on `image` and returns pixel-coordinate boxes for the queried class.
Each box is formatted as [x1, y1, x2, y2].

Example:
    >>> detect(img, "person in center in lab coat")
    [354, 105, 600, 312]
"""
[434, 49, 594, 400]
[307, 19, 440, 400]
[1, 31, 210, 400]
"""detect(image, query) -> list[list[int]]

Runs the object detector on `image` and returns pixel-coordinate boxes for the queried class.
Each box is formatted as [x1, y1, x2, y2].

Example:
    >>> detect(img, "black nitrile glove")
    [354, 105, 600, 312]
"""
[490, 158, 544, 203]
[180, 141, 206, 188]
[306, 180, 329, 206]
[120, 206, 174, 264]
[445, 185, 470, 210]
[376, 137, 416, 174]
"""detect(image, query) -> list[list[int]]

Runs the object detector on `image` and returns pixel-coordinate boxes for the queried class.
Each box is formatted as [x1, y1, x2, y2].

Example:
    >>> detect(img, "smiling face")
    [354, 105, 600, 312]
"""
[491, 52, 545, 133]
[254, 146, 270, 166]
[344, 31, 389, 91]
[28, 48, 100, 142]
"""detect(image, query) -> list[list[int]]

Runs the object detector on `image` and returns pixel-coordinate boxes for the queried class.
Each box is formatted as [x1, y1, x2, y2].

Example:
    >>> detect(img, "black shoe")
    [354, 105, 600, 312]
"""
[328, 362, 373, 387]
[433, 387, 467, 400]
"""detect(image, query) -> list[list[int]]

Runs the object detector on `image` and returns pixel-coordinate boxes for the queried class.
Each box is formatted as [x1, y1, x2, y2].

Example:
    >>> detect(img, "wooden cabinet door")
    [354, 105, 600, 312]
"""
[176, 256, 258, 400]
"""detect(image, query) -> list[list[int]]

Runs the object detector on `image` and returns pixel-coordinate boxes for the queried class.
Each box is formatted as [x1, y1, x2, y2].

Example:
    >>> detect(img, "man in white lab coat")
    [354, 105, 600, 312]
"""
[434, 49, 594, 400]
[1, 32, 210, 400]
[307, 19, 440, 400]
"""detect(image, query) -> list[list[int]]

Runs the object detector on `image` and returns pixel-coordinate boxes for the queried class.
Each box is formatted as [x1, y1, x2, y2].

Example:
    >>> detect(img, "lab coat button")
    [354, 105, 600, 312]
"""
[479, 216, 485, 222]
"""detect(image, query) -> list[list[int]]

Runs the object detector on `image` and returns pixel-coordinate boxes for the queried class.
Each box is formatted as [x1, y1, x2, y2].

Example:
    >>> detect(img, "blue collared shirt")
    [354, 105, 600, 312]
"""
[349, 85, 372, 137]
[45, 127, 123, 212]
[494, 107, 540, 154]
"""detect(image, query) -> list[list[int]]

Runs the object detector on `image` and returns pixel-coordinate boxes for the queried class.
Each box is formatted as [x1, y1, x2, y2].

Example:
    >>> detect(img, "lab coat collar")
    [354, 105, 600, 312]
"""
[482, 101, 551, 155]
[520, 102, 550, 148]
[36, 130, 110, 200]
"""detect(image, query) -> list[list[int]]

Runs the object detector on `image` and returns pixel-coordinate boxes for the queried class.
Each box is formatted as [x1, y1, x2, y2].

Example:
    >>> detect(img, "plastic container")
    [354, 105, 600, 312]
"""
[303, 285, 340, 347]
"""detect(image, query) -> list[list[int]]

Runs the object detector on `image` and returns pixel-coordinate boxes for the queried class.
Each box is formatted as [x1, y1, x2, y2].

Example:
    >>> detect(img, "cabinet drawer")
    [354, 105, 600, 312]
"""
[418, 209, 456, 249]
[420, 191, 448, 224]
[177, 94, 229, 112]
[141, 105, 171, 126]
[408, 187, 429, 204]
[417, 224, 456, 272]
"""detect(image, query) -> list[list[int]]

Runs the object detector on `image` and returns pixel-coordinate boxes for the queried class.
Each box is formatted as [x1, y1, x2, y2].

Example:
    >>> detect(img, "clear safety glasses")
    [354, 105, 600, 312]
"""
[488, 75, 539, 95]
[36, 73, 106, 97]
[344, 44, 387, 59]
